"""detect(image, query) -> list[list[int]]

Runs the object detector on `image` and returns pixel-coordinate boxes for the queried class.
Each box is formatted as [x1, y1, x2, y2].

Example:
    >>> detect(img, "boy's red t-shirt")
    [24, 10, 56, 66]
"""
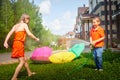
[90, 26, 105, 47]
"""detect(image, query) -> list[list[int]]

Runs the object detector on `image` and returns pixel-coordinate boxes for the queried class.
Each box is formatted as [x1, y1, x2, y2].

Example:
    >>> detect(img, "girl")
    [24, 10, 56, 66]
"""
[4, 14, 39, 80]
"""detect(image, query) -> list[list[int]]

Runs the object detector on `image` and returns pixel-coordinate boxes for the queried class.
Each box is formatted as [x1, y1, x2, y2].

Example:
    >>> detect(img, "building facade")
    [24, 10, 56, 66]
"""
[112, 0, 120, 44]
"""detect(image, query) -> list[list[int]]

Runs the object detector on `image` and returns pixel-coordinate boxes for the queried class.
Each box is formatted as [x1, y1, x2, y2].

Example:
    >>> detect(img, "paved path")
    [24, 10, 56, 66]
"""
[0, 39, 90, 65]
[0, 51, 32, 65]
[0, 50, 67, 65]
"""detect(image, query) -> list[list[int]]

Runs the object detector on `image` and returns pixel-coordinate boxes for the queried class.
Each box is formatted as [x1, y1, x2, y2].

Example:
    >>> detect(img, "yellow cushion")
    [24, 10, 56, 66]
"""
[49, 52, 76, 63]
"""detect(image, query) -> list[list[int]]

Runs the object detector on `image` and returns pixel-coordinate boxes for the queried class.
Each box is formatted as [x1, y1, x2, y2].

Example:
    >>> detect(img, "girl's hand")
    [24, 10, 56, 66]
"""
[35, 38, 39, 42]
[4, 42, 9, 48]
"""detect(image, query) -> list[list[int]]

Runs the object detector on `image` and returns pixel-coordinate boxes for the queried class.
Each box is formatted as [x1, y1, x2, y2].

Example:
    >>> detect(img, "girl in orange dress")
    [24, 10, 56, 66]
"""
[12, 31, 26, 58]
[4, 14, 39, 80]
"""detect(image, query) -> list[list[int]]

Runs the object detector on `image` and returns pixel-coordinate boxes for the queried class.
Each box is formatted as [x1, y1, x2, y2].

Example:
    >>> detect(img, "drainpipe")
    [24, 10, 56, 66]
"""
[104, 0, 108, 48]
[109, 0, 112, 47]
[88, 20, 89, 41]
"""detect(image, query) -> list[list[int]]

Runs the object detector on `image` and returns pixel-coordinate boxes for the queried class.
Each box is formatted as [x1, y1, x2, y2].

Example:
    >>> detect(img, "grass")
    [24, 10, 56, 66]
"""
[0, 49, 120, 80]
[0, 48, 11, 53]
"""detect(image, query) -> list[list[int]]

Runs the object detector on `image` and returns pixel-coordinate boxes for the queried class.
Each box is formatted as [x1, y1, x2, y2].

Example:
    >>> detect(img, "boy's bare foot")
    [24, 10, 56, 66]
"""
[94, 68, 98, 71]
[99, 69, 103, 71]
[28, 72, 36, 77]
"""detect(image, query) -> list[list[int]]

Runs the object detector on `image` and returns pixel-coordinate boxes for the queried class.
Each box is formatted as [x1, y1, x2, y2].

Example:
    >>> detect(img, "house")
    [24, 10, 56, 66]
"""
[74, 5, 89, 40]
[74, 5, 97, 41]
[75, 0, 120, 48]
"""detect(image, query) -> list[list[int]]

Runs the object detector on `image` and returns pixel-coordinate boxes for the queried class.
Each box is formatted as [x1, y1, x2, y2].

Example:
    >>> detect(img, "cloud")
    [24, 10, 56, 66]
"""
[62, 11, 72, 20]
[38, 0, 51, 15]
[47, 11, 75, 35]
[38, 1, 75, 35]
[50, 19, 61, 30]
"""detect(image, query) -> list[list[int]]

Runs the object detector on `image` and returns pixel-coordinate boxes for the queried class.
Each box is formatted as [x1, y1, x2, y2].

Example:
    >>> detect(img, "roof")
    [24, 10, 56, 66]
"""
[78, 7, 89, 14]
[81, 14, 98, 20]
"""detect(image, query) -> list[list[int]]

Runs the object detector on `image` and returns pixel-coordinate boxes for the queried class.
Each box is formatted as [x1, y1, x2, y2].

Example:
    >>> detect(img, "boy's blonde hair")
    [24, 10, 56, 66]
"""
[93, 17, 101, 23]
[20, 13, 30, 22]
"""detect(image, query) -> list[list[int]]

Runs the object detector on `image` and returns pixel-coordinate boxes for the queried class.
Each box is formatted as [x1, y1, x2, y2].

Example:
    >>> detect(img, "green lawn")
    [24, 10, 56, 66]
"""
[0, 49, 120, 80]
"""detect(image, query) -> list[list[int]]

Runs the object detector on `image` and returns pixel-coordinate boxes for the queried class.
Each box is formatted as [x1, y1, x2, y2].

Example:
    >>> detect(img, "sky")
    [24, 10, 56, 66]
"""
[32, 0, 89, 35]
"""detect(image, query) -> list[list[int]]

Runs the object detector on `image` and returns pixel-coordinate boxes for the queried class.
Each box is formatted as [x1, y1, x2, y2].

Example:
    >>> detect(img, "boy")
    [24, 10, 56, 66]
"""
[90, 17, 105, 71]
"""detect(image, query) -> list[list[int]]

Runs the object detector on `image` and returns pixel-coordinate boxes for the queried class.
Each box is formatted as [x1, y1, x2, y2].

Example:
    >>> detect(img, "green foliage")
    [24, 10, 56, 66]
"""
[52, 45, 65, 50]
[103, 49, 120, 63]
[0, 0, 14, 49]
[0, 50, 120, 80]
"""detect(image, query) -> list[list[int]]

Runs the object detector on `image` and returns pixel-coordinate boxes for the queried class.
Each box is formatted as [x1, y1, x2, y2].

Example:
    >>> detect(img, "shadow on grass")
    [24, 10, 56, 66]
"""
[83, 64, 96, 69]
[30, 60, 51, 65]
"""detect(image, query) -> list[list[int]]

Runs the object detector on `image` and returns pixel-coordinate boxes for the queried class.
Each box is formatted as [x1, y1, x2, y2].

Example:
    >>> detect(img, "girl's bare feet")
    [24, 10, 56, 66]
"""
[28, 72, 36, 77]
[11, 78, 17, 80]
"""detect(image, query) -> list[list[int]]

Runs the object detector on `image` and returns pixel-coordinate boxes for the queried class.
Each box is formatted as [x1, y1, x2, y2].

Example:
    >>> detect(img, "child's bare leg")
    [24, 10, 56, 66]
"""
[24, 56, 36, 76]
[11, 57, 25, 80]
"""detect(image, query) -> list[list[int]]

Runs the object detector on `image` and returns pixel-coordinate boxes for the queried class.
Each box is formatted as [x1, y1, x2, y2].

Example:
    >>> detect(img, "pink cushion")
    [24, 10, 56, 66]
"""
[31, 47, 52, 61]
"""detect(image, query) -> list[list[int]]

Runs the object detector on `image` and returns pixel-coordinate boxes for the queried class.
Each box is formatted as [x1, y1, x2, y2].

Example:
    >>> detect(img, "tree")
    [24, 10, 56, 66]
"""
[12, 0, 44, 50]
[0, 0, 14, 50]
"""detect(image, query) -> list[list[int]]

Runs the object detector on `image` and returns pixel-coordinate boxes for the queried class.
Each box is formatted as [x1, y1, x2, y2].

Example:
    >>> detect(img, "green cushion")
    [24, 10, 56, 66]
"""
[68, 43, 85, 58]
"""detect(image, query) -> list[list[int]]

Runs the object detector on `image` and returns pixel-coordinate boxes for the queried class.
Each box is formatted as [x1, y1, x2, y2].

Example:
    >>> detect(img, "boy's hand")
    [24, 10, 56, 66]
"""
[91, 41, 96, 46]
[90, 44, 92, 49]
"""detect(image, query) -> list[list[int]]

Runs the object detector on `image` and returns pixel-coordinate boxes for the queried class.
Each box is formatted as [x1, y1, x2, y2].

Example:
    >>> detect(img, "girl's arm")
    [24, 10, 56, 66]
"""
[4, 26, 15, 48]
[24, 24, 39, 41]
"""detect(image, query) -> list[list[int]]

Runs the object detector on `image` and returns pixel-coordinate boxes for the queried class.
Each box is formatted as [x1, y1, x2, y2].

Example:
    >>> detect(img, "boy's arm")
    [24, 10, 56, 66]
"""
[90, 30, 93, 45]
[93, 36, 105, 45]
[94, 28, 105, 44]
[92, 28, 105, 46]
[90, 37, 92, 44]
[93, 29, 105, 45]
[4, 26, 15, 48]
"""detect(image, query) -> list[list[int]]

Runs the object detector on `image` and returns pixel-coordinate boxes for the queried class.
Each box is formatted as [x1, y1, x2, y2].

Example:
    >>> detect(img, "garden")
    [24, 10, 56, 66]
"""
[0, 49, 120, 80]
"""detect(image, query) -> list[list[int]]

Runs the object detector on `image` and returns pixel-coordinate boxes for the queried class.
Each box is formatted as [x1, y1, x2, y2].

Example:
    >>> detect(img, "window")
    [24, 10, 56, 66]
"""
[90, 1, 93, 11]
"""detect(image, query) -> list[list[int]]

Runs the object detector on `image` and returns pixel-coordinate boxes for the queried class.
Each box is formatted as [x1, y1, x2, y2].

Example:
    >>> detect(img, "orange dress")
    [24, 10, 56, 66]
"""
[11, 31, 26, 58]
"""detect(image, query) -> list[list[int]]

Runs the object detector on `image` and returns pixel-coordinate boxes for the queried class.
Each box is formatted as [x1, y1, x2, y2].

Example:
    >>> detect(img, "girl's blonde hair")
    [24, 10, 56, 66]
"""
[20, 13, 30, 23]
